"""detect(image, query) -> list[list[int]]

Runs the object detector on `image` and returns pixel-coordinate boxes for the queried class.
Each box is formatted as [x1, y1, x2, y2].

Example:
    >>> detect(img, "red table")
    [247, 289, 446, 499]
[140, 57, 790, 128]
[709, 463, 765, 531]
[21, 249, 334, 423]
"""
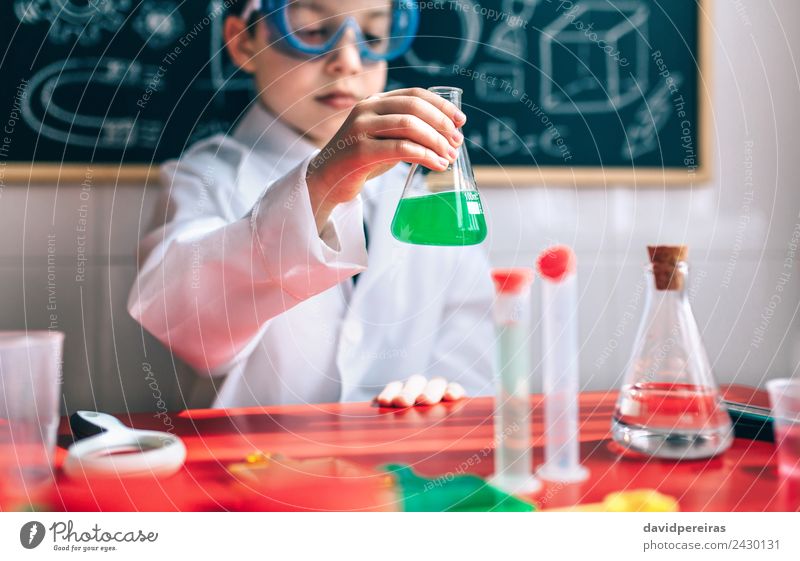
[29, 385, 800, 511]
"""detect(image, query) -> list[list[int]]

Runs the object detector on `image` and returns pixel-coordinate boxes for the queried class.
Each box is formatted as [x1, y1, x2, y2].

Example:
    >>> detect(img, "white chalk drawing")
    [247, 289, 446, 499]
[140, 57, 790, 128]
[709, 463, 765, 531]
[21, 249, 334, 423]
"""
[208, 0, 251, 93]
[133, 0, 185, 49]
[474, 62, 525, 103]
[467, 119, 569, 158]
[540, 1, 649, 114]
[403, 0, 482, 75]
[536, 124, 571, 158]
[22, 58, 162, 148]
[13, 0, 131, 45]
[467, 129, 483, 150]
[487, 24, 527, 61]
[622, 72, 683, 159]
[486, 118, 521, 157]
[486, 0, 539, 60]
[501, 0, 540, 22]
[472, 121, 571, 159]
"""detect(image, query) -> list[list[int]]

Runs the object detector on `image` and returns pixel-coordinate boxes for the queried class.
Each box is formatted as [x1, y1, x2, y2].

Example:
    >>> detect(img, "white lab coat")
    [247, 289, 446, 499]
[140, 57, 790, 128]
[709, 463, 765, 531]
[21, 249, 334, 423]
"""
[128, 102, 495, 407]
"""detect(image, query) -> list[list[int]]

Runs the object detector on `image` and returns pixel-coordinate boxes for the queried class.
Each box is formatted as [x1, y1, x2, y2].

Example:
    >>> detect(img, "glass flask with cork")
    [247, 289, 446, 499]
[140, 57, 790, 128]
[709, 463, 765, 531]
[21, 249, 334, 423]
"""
[611, 246, 733, 459]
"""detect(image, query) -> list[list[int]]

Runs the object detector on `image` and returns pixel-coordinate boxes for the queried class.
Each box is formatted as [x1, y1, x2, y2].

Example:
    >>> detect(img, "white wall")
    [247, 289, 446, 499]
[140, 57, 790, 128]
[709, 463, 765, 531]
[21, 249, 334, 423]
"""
[1, 0, 798, 412]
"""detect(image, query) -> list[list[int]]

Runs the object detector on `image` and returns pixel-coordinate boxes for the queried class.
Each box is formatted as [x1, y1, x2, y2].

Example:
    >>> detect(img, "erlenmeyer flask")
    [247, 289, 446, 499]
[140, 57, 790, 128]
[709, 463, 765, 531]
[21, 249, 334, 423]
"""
[611, 246, 733, 459]
[391, 86, 487, 246]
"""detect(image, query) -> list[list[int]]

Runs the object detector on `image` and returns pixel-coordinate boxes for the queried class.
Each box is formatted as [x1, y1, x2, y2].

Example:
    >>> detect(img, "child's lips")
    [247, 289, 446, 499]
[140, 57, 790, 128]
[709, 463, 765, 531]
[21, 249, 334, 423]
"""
[315, 92, 358, 109]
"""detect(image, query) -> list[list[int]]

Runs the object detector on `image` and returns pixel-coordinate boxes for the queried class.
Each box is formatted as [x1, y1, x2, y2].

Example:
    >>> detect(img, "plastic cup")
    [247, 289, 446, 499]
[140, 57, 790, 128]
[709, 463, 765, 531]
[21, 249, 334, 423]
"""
[766, 378, 800, 480]
[0, 331, 64, 503]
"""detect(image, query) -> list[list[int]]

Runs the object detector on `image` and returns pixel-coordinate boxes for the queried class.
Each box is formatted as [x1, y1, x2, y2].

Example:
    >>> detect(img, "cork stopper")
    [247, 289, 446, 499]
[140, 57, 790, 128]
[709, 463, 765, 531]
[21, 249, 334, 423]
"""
[647, 245, 688, 291]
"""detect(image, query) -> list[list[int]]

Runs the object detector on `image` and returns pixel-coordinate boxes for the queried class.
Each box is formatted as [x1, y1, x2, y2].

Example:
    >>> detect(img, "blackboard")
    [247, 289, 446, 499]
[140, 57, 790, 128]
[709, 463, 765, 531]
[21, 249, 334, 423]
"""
[1, 0, 253, 183]
[388, 0, 711, 184]
[1, 0, 710, 185]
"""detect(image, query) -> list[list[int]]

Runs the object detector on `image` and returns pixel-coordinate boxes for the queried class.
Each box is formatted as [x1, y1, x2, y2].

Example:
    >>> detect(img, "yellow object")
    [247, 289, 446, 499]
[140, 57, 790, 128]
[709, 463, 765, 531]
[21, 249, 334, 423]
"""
[245, 451, 272, 464]
[225, 450, 398, 511]
[546, 489, 679, 512]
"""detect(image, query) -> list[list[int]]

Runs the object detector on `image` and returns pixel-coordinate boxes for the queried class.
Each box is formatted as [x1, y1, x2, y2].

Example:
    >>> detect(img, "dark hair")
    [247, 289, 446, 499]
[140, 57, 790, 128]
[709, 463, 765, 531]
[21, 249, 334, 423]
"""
[226, 0, 262, 35]
[226, 0, 248, 16]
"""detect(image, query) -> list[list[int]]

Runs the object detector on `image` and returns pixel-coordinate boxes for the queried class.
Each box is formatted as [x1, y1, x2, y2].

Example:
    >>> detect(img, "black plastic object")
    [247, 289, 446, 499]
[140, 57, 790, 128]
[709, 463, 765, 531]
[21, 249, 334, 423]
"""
[725, 401, 775, 443]
[68, 412, 109, 441]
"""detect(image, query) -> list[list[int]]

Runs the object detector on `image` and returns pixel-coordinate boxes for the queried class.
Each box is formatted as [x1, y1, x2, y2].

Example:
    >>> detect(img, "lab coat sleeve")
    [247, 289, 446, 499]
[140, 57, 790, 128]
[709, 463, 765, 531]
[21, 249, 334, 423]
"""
[127, 149, 368, 376]
[424, 248, 496, 397]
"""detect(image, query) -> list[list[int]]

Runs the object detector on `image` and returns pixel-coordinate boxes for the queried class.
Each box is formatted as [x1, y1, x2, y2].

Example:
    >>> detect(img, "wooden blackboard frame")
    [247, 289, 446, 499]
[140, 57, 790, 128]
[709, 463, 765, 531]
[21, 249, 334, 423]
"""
[4, 0, 712, 187]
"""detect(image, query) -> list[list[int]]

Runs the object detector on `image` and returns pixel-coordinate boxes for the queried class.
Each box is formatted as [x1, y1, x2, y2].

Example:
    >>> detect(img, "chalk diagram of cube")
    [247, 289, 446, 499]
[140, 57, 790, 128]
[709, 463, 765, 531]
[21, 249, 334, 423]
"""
[540, 1, 649, 114]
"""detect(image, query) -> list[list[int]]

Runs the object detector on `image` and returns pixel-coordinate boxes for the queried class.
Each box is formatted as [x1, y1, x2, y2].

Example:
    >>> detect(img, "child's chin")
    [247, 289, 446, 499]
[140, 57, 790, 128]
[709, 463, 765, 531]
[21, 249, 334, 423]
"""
[313, 108, 348, 128]
[315, 100, 355, 115]
[307, 121, 344, 145]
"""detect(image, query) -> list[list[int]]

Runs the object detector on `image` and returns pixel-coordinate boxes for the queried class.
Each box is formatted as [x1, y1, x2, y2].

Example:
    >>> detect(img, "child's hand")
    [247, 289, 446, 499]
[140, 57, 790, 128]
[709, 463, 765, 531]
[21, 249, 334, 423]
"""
[375, 374, 466, 407]
[305, 88, 466, 232]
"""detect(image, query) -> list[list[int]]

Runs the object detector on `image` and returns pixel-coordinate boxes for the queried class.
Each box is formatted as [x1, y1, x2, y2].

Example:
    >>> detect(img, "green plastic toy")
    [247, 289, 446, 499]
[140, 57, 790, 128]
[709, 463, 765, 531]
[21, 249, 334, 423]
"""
[382, 464, 536, 512]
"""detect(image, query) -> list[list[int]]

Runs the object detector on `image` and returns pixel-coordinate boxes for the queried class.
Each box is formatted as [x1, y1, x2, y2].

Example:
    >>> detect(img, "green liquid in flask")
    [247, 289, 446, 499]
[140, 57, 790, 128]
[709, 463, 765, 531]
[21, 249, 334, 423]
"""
[391, 190, 487, 246]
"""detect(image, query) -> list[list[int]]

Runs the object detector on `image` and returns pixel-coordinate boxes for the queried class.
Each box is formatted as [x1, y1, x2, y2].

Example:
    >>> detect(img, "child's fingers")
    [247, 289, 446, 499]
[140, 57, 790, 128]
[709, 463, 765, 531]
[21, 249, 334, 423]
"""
[392, 374, 428, 407]
[369, 95, 463, 148]
[416, 377, 448, 405]
[376, 381, 403, 406]
[443, 382, 466, 401]
[369, 138, 450, 171]
[380, 87, 467, 128]
[369, 114, 456, 163]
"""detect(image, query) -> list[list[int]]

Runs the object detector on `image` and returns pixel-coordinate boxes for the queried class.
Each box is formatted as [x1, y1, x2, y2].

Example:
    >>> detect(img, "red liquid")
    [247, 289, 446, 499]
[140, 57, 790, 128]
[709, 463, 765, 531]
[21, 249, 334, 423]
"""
[614, 382, 730, 431]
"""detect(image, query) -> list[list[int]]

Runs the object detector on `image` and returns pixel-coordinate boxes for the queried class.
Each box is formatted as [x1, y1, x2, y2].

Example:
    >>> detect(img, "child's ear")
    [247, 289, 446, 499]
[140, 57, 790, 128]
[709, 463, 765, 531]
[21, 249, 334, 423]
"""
[224, 16, 261, 74]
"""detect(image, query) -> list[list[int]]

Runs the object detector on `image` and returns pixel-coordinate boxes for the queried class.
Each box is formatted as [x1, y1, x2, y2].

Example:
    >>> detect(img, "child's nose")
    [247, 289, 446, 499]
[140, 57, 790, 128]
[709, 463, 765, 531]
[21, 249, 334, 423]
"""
[325, 27, 364, 75]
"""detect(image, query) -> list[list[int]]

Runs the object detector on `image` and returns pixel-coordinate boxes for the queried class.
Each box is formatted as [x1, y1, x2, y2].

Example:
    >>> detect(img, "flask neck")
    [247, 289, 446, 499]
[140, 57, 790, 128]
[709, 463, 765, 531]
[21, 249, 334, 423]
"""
[649, 260, 688, 293]
[428, 86, 462, 114]
[409, 86, 476, 192]
[642, 262, 690, 319]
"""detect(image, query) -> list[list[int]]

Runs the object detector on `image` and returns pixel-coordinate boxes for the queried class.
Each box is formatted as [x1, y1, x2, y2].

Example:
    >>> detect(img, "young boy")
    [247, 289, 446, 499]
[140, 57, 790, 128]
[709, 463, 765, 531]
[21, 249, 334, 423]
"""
[127, 0, 495, 408]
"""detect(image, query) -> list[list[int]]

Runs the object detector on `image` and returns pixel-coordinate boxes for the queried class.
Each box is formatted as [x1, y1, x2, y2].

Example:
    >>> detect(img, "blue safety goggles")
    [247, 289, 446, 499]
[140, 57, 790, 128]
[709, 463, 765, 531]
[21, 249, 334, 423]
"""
[241, 0, 419, 62]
